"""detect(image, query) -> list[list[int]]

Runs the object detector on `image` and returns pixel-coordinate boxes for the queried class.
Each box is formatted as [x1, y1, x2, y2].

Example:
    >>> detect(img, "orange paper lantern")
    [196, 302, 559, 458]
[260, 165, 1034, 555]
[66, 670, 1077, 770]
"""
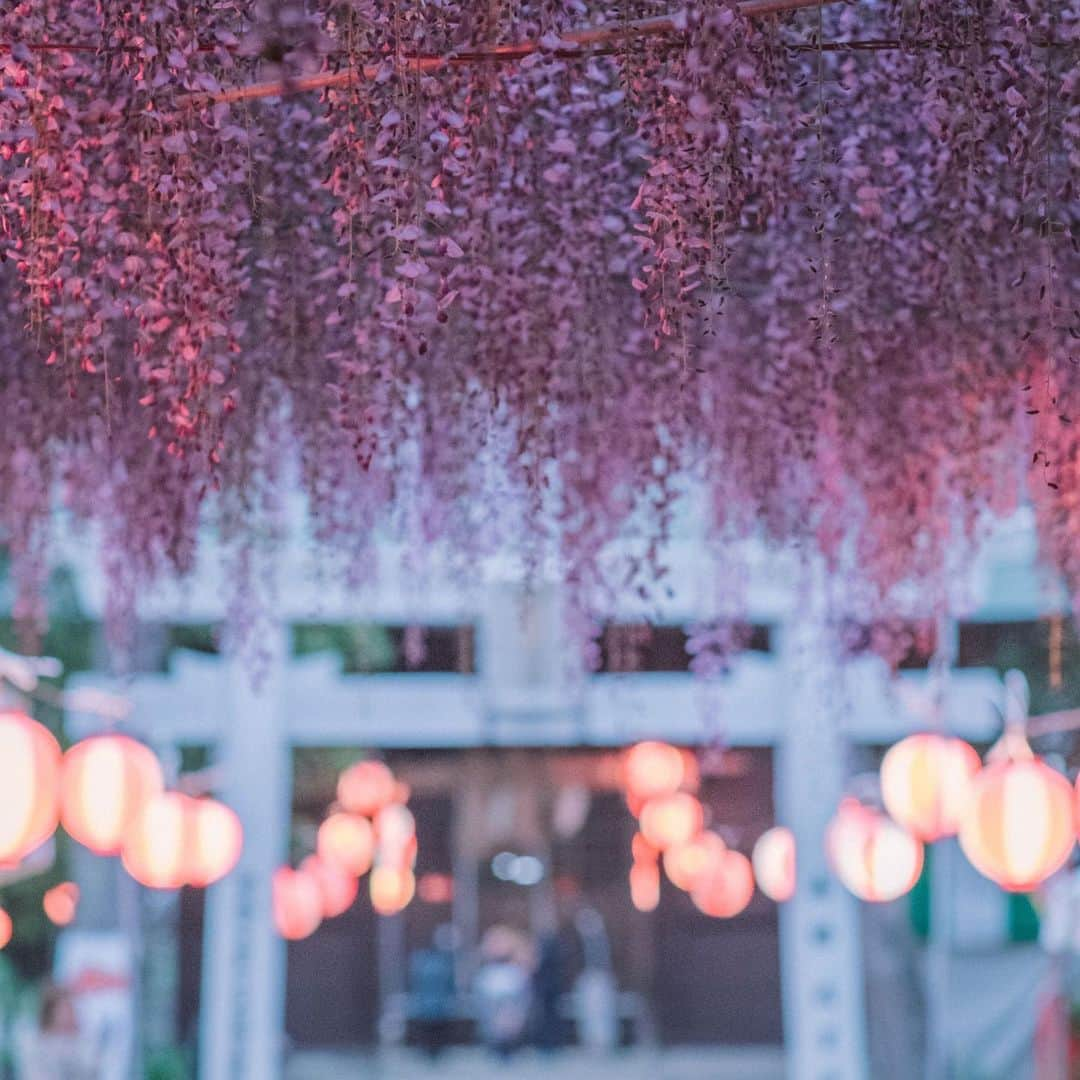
[375, 804, 417, 869]
[629, 860, 660, 912]
[122, 793, 191, 889]
[61, 734, 164, 855]
[663, 831, 726, 892]
[300, 854, 359, 918]
[186, 799, 243, 888]
[273, 866, 324, 940]
[752, 826, 796, 903]
[0, 710, 61, 867]
[370, 865, 416, 915]
[337, 760, 398, 818]
[121, 792, 242, 889]
[624, 742, 697, 802]
[0, 908, 10, 949]
[639, 792, 704, 851]
[690, 849, 755, 918]
[317, 812, 375, 877]
[828, 799, 924, 903]
[880, 733, 981, 842]
[43, 882, 80, 926]
[959, 753, 1074, 892]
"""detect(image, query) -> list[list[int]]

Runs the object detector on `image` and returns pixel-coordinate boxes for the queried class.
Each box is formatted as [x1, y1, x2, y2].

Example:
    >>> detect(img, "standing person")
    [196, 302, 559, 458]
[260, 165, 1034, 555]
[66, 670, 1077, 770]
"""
[408, 925, 458, 1060]
[531, 931, 564, 1052]
[17, 983, 98, 1079]
[473, 926, 533, 1060]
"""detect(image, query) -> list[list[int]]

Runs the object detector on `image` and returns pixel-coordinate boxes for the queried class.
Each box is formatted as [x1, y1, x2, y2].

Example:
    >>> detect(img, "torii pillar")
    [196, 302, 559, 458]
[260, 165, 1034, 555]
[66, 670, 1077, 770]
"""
[199, 622, 292, 1080]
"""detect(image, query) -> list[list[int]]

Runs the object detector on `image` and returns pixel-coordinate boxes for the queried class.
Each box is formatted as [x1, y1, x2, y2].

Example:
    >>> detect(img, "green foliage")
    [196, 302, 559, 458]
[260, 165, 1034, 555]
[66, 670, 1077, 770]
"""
[292, 623, 396, 673]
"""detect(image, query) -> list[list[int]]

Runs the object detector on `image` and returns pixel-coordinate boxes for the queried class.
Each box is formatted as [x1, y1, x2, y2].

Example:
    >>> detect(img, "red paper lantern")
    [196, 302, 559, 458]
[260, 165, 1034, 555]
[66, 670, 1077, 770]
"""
[691, 849, 755, 918]
[186, 799, 243, 888]
[629, 860, 660, 912]
[752, 826, 796, 903]
[317, 812, 375, 877]
[959, 754, 1074, 892]
[663, 831, 726, 892]
[417, 872, 454, 905]
[0, 909, 10, 949]
[370, 865, 416, 915]
[624, 742, 697, 802]
[639, 793, 703, 851]
[337, 760, 398, 818]
[880, 733, 981, 842]
[0, 710, 61, 867]
[61, 734, 164, 855]
[300, 854, 359, 919]
[273, 866, 324, 940]
[828, 799, 924, 903]
[43, 882, 80, 926]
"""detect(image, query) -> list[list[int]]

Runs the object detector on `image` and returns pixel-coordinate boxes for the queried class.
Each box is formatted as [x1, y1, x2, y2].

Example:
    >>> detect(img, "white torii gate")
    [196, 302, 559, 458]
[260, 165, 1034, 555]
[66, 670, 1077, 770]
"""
[68, 596, 1002, 1080]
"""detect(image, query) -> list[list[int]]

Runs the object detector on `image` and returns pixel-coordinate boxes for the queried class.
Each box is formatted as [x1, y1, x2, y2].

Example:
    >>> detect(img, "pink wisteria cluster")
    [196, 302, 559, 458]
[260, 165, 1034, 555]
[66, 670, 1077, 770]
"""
[0, 0, 1076, 652]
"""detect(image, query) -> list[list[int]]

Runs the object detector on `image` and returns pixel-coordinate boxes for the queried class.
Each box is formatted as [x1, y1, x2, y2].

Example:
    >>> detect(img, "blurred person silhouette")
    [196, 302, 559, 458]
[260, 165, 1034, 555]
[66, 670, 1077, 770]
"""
[17, 983, 98, 1080]
[474, 926, 533, 1060]
[408, 924, 457, 1059]
[531, 930, 564, 1051]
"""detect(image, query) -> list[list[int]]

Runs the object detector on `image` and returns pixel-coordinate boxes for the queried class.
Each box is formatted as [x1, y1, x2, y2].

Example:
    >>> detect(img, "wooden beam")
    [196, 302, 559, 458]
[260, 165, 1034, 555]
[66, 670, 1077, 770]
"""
[196, 0, 834, 107]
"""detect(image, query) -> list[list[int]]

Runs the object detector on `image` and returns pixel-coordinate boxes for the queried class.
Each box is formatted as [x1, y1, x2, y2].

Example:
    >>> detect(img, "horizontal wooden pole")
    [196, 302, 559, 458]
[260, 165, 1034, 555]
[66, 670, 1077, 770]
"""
[194, 0, 834, 107]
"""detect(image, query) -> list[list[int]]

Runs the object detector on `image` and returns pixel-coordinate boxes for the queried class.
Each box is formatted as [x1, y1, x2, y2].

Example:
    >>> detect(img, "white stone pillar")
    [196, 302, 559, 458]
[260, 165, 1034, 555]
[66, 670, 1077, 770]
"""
[776, 573, 869, 1080]
[200, 623, 291, 1080]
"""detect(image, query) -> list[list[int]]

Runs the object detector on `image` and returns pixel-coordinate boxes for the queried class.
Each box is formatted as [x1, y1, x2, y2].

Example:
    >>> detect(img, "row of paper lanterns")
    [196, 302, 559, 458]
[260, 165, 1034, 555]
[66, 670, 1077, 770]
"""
[622, 741, 795, 916]
[623, 726, 1080, 913]
[0, 709, 243, 890]
[273, 759, 418, 940]
[827, 726, 1079, 902]
[0, 708, 244, 949]
[854, 725, 1078, 898]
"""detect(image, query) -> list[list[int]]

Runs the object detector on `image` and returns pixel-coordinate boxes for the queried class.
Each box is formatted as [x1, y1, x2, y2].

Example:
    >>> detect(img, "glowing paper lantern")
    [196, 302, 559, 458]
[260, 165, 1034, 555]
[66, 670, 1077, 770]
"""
[370, 865, 416, 915]
[0, 710, 61, 866]
[664, 831, 726, 892]
[630, 860, 660, 912]
[828, 799, 924, 903]
[417, 872, 454, 905]
[631, 832, 659, 866]
[300, 854, 359, 919]
[337, 760, 398, 818]
[624, 742, 697, 802]
[273, 866, 323, 940]
[639, 793, 703, 851]
[43, 882, 80, 926]
[375, 804, 417, 869]
[958, 751, 1074, 892]
[317, 812, 375, 877]
[0, 909, 10, 949]
[880, 734, 981, 842]
[61, 734, 164, 855]
[121, 793, 242, 889]
[186, 799, 243, 888]
[752, 826, 796, 903]
[691, 849, 755, 918]
[121, 793, 191, 889]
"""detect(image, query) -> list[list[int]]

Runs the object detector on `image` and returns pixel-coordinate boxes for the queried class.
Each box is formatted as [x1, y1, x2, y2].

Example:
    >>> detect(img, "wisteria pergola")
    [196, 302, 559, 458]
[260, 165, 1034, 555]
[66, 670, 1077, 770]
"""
[0, 0, 1076, 656]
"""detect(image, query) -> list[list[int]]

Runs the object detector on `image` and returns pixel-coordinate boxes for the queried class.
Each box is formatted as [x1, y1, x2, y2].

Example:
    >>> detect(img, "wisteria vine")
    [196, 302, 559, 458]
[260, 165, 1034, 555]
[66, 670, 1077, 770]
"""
[0, 0, 1077, 661]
